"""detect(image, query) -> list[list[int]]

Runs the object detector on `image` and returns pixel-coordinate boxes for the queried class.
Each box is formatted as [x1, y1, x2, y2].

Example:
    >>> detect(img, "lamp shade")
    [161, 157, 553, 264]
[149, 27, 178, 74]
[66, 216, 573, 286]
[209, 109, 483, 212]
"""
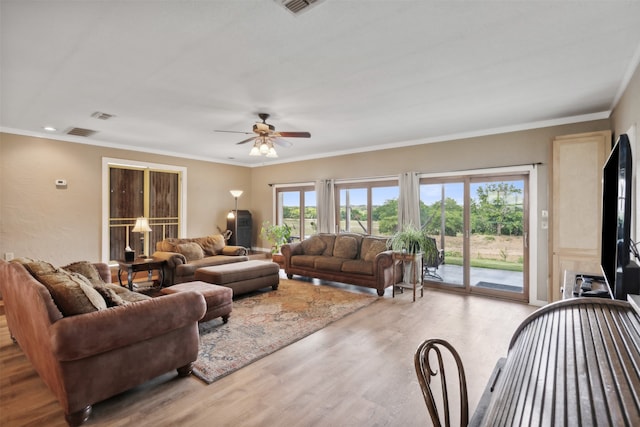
[132, 217, 152, 232]
[230, 190, 243, 198]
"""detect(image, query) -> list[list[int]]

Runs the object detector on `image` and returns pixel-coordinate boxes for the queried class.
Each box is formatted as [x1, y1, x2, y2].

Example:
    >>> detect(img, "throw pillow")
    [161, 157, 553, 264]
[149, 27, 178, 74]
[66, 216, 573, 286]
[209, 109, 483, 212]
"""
[158, 238, 180, 252]
[62, 261, 105, 286]
[22, 260, 57, 277]
[176, 242, 205, 261]
[93, 284, 129, 307]
[364, 240, 388, 262]
[333, 236, 358, 259]
[36, 270, 107, 316]
[105, 283, 152, 303]
[301, 236, 327, 255]
[193, 235, 225, 256]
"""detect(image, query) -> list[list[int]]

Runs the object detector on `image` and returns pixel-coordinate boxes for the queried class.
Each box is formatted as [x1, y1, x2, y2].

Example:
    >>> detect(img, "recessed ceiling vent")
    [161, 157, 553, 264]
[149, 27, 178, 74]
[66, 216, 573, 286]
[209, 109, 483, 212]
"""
[91, 111, 115, 120]
[66, 127, 97, 137]
[274, 0, 325, 15]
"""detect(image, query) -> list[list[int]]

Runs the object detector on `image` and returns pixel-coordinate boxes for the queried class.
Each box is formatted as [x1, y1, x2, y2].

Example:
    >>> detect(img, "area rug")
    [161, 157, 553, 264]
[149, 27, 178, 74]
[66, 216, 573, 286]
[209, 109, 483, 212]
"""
[192, 279, 378, 384]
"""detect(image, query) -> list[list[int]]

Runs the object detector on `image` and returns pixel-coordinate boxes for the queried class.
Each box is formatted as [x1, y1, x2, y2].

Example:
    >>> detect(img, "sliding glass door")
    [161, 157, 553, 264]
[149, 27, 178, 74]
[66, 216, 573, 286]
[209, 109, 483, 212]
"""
[469, 176, 527, 299]
[420, 173, 529, 302]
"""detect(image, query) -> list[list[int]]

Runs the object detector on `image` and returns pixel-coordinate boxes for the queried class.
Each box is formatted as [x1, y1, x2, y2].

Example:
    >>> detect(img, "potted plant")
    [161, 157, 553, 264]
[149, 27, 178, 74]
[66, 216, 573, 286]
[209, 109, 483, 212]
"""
[386, 223, 426, 254]
[387, 224, 426, 287]
[260, 221, 292, 254]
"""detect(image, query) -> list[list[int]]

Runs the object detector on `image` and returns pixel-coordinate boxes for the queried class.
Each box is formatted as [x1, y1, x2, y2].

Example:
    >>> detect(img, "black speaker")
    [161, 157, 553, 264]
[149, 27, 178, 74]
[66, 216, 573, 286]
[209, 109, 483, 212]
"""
[227, 210, 252, 248]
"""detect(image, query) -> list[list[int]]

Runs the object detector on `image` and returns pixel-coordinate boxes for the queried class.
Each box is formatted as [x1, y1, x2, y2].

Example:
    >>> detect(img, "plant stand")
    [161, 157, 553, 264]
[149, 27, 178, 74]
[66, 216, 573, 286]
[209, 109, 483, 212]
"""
[392, 252, 423, 302]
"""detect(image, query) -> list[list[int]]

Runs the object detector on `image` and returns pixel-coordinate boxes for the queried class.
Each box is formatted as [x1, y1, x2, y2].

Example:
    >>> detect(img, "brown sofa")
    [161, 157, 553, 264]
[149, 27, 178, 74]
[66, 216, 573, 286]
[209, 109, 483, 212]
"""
[152, 234, 248, 285]
[0, 259, 205, 426]
[281, 233, 398, 296]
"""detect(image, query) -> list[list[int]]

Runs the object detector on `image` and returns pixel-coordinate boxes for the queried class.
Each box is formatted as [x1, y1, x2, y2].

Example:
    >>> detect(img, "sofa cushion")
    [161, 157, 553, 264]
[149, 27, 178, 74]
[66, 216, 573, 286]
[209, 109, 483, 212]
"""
[35, 270, 107, 316]
[62, 261, 105, 286]
[291, 255, 318, 268]
[176, 242, 205, 261]
[361, 239, 388, 262]
[333, 235, 358, 259]
[342, 260, 374, 275]
[314, 256, 345, 272]
[301, 236, 327, 255]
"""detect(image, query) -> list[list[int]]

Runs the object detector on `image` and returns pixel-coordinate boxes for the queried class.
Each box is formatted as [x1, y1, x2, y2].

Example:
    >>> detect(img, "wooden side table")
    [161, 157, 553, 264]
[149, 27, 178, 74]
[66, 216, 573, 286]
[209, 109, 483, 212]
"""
[392, 252, 423, 302]
[117, 258, 166, 291]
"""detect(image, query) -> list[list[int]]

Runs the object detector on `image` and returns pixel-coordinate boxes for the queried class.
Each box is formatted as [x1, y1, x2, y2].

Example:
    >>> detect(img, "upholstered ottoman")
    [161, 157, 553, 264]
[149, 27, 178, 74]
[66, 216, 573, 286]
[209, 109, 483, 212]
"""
[194, 260, 280, 296]
[161, 281, 232, 323]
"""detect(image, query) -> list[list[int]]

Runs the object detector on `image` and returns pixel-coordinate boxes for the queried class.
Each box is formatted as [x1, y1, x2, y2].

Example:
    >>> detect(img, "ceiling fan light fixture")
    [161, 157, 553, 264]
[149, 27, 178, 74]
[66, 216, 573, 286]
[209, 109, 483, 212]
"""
[267, 147, 278, 158]
[249, 144, 261, 156]
[259, 140, 270, 154]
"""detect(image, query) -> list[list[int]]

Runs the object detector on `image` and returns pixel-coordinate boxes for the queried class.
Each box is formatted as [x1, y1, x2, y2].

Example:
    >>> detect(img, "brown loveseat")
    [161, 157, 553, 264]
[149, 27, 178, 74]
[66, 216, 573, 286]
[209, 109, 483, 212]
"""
[0, 259, 205, 426]
[152, 234, 248, 285]
[281, 233, 398, 296]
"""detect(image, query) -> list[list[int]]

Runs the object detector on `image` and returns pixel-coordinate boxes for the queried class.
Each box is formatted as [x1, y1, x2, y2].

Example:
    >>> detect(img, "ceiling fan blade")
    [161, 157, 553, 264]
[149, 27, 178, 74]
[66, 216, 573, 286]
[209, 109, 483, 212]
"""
[273, 138, 293, 148]
[277, 131, 311, 138]
[214, 130, 253, 135]
[236, 136, 257, 145]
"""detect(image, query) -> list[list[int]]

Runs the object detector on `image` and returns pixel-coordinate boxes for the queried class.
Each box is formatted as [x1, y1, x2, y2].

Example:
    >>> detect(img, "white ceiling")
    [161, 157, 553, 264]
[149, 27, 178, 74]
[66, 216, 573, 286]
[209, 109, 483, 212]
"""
[2, 0, 640, 167]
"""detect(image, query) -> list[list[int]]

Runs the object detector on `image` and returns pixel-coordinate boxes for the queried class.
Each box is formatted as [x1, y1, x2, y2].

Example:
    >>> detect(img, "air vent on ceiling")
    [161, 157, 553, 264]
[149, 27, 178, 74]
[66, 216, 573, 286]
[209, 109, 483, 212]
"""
[91, 111, 115, 120]
[66, 127, 97, 137]
[274, 0, 325, 15]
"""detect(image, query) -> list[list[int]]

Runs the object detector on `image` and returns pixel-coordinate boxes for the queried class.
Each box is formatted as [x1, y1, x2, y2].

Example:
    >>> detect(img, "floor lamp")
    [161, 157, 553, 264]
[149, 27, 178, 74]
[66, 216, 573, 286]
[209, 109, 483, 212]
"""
[229, 190, 243, 246]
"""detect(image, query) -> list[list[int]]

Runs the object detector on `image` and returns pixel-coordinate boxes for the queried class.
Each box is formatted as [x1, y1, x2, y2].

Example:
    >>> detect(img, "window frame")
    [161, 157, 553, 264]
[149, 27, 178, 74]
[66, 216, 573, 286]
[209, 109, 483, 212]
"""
[101, 157, 187, 265]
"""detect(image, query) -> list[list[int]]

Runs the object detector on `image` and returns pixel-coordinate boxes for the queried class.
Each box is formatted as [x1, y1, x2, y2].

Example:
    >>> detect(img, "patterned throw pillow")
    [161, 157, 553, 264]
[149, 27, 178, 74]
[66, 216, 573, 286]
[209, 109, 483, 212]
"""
[35, 270, 107, 316]
[301, 236, 327, 255]
[62, 261, 105, 286]
[333, 236, 358, 259]
[176, 242, 205, 261]
[364, 240, 388, 262]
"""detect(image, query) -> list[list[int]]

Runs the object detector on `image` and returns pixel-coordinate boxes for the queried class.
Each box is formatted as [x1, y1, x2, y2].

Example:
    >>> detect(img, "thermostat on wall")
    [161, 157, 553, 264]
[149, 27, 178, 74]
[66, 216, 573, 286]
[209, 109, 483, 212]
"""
[55, 179, 67, 186]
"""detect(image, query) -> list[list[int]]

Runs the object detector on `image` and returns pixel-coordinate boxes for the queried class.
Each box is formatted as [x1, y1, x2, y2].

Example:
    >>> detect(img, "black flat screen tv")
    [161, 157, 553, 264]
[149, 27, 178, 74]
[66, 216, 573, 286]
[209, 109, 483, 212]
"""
[601, 133, 640, 300]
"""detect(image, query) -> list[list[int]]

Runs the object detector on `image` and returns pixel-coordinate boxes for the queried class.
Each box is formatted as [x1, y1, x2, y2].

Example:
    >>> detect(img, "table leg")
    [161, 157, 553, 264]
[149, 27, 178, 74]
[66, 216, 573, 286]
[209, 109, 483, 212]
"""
[159, 265, 165, 287]
[127, 267, 134, 291]
[118, 269, 124, 287]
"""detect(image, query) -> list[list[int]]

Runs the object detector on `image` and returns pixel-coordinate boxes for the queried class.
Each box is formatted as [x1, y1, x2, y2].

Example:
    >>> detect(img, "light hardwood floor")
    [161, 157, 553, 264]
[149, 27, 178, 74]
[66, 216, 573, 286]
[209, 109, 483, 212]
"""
[0, 278, 536, 427]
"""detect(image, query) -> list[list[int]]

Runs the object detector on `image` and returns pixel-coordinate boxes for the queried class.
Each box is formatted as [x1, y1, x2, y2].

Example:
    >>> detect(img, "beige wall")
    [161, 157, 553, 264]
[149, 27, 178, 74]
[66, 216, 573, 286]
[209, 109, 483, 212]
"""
[0, 133, 250, 265]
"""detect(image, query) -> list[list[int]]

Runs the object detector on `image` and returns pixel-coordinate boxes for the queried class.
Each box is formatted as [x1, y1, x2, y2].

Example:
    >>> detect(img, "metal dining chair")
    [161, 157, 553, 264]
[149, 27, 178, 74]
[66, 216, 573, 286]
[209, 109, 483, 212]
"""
[414, 338, 469, 427]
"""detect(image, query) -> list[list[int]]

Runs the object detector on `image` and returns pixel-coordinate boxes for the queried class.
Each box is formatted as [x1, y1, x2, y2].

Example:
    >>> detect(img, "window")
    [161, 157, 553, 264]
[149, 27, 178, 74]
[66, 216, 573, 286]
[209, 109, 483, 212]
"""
[102, 158, 187, 264]
[275, 186, 316, 242]
[336, 181, 399, 237]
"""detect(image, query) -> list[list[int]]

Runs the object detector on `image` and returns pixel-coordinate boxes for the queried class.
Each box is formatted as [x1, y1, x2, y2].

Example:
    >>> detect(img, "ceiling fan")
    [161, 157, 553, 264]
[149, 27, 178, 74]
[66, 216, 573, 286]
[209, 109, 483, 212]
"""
[215, 113, 311, 157]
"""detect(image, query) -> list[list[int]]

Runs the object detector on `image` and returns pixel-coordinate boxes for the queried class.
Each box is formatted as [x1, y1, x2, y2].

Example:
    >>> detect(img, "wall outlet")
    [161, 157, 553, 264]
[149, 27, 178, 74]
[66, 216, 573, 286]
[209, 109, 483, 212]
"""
[4, 252, 14, 261]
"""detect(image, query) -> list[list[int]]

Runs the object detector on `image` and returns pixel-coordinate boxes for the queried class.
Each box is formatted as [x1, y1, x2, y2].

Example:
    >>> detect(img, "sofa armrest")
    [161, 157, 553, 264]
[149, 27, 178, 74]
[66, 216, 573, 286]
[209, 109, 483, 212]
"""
[374, 250, 394, 269]
[152, 251, 187, 267]
[222, 245, 248, 256]
[281, 242, 302, 257]
[50, 291, 206, 361]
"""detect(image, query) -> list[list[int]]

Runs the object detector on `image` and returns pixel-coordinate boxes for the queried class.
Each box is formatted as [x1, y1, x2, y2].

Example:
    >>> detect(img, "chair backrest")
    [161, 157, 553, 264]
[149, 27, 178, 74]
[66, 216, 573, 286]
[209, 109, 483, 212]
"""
[423, 236, 443, 267]
[414, 338, 469, 427]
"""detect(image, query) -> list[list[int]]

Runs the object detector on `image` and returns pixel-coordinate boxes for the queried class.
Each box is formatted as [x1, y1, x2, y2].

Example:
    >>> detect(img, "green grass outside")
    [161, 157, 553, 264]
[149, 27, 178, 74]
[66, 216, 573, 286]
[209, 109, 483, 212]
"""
[444, 256, 523, 272]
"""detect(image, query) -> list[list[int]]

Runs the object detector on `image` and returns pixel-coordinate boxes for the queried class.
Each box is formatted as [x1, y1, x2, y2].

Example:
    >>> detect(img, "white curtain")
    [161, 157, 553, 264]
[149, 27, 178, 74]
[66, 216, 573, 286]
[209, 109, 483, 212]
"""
[398, 172, 421, 230]
[315, 179, 336, 234]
